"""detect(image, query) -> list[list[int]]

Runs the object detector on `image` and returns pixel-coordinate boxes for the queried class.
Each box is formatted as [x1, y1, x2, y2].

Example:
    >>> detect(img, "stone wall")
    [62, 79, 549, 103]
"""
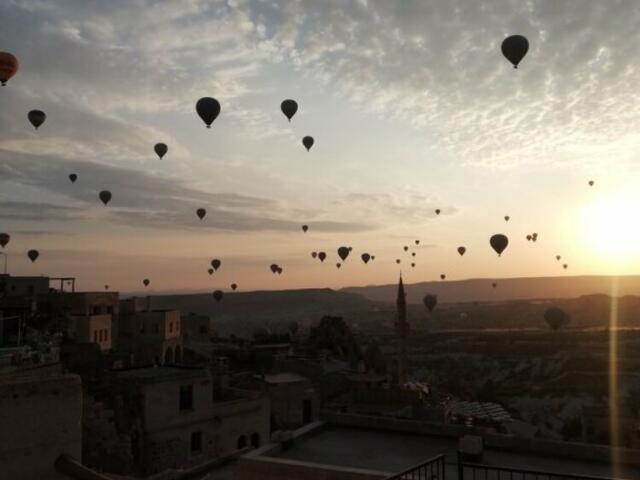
[0, 373, 82, 480]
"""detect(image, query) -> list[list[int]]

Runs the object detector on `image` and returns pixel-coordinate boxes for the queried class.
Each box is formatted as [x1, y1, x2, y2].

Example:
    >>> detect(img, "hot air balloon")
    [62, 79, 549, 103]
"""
[403, 246, 409, 252]
[212, 290, 223, 302]
[99, 190, 112, 205]
[490, 234, 509, 256]
[281, 99, 298, 121]
[0, 52, 19, 86]
[196, 97, 221, 128]
[526, 234, 532, 241]
[0, 233, 10, 248]
[211, 259, 221, 271]
[27, 249, 39, 262]
[361, 253, 371, 264]
[423, 294, 437, 312]
[563, 264, 568, 269]
[104, 285, 109, 290]
[318, 252, 326, 262]
[302, 225, 309, 233]
[556, 255, 561, 261]
[197, 208, 207, 220]
[589, 180, 594, 187]
[311, 251, 317, 259]
[270, 264, 279, 274]
[504, 216, 510, 222]
[336, 263, 341, 269]
[544, 307, 570, 331]
[337, 247, 350, 261]
[208, 268, 214, 275]
[302, 136, 314, 151]
[440, 274, 446, 280]
[411, 252, 416, 257]
[411, 263, 415, 268]
[492, 282, 497, 288]
[435, 209, 441, 215]
[415, 240, 420, 245]
[154, 143, 168, 159]
[371, 256, 375, 261]
[231, 283, 237, 291]
[395, 259, 401, 264]
[143, 278, 150, 287]
[501, 35, 529, 68]
[457, 246, 466, 256]
[28, 110, 46, 129]
[67, 174, 78, 184]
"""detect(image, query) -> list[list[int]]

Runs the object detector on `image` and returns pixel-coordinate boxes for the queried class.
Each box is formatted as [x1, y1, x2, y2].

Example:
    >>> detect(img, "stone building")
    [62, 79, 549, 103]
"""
[181, 312, 213, 341]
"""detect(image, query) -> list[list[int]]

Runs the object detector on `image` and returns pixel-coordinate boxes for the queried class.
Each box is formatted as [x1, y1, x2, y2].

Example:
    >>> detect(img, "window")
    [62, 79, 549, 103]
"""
[190, 431, 202, 453]
[179, 385, 193, 411]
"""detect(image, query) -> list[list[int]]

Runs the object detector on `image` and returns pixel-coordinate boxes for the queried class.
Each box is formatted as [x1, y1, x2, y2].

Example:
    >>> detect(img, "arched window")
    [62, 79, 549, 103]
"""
[165, 346, 174, 364]
[250, 432, 260, 448]
[237, 435, 247, 450]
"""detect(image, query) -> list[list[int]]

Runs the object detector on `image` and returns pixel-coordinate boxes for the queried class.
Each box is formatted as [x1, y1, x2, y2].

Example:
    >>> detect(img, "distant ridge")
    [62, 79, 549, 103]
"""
[341, 275, 640, 304]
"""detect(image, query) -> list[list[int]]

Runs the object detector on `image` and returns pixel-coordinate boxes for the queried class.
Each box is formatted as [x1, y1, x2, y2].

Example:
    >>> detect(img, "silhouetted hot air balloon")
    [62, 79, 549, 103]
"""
[589, 180, 594, 187]
[231, 283, 237, 291]
[311, 251, 317, 259]
[435, 209, 441, 215]
[302, 225, 308, 233]
[563, 264, 568, 269]
[212, 290, 223, 302]
[143, 278, 150, 287]
[28, 110, 46, 129]
[211, 259, 221, 271]
[154, 143, 168, 159]
[371, 256, 375, 261]
[99, 190, 112, 205]
[27, 249, 39, 262]
[318, 252, 326, 262]
[415, 240, 420, 245]
[196, 97, 221, 128]
[361, 253, 371, 264]
[544, 307, 570, 331]
[270, 264, 279, 274]
[0, 233, 10, 248]
[403, 246, 409, 252]
[0, 51, 19, 86]
[504, 216, 510, 222]
[337, 247, 350, 261]
[281, 99, 298, 121]
[423, 294, 437, 312]
[411, 252, 416, 257]
[69, 174, 77, 183]
[411, 263, 415, 268]
[526, 235, 532, 241]
[197, 208, 206, 220]
[396, 259, 401, 264]
[457, 246, 466, 256]
[336, 263, 341, 269]
[501, 35, 529, 68]
[104, 285, 109, 290]
[556, 255, 561, 261]
[490, 234, 509, 256]
[492, 282, 497, 288]
[302, 136, 314, 151]
[440, 274, 446, 280]
[208, 268, 214, 275]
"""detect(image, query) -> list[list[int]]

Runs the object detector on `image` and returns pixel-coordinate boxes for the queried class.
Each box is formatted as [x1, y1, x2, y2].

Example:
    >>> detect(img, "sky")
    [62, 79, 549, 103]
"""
[2, 0, 640, 293]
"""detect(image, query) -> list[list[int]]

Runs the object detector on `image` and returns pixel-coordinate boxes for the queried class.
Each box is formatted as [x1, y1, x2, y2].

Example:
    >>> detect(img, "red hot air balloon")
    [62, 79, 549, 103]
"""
[143, 278, 150, 287]
[99, 190, 112, 205]
[490, 234, 509, 256]
[501, 35, 529, 68]
[423, 294, 437, 312]
[302, 136, 314, 151]
[212, 290, 223, 302]
[457, 246, 466, 256]
[0, 233, 9, 248]
[27, 249, 39, 262]
[211, 259, 221, 271]
[0, 52, 19, 86]
[281, 99, 298, 121]
[154, 143, 168, 159]
[197, 208, 206, 220]
[196, 97, 221, 128]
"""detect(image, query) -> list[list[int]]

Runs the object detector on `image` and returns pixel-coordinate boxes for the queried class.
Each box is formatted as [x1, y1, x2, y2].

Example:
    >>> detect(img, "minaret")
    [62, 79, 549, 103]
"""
[395, 274, 408, 386]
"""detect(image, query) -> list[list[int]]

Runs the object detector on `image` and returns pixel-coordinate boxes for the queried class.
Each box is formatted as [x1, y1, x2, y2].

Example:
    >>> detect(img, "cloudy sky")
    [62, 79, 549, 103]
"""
[2, 0, 640, 293]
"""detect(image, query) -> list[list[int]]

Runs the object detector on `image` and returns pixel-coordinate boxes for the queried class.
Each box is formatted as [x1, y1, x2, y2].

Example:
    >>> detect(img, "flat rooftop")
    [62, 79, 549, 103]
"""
[266, 426, 640, 479]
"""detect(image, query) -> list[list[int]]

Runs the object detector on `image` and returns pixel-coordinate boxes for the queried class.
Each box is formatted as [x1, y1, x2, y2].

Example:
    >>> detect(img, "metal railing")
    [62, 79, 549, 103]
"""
[386, 454, 446, 480]
[458, 461, 621, 480]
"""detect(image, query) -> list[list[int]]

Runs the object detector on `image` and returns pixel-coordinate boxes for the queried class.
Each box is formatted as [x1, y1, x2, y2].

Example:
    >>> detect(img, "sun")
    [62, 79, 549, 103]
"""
[580, 187, 640, 268]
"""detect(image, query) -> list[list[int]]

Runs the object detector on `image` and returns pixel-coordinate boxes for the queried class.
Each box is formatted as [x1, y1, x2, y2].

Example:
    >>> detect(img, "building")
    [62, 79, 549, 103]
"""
[395, 275, 408, 386]
[107, 366, 270, 476]
[181, 312, 213, 341]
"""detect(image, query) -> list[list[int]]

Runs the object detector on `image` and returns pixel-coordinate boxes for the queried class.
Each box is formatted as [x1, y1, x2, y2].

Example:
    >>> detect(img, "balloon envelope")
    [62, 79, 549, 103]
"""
[0, 51, 19, 85]
[501, 35, 529, 68]
[490, 234, 509, 256]
[544, 307, 570, 331]
[504, 216, 510, 222]
[457, 246, 466, 256]
[143, 278, 150, 287]
[154, 143, 168, 159]
[99, 190, 112, 205]
[196, 97, 221, 128]
[337, 246, 350, 261]
[440, 274, 446, 280]
[27, 249, 39, 262]
[361, 253, 371, 264]
[211, 259, 221, 271]
[0, 233, 10, 248]
[208, 268, 214, 275]
[302, 225, 308, 232]
[302, 136, 314, 151]
[318, 252, 326, 262]
[213, 290, 224, 302]
[28, 110, 46, 129]
[69, 174, 77, 183]
[311, 251, 317, 258]
[435, 209, 441, 215]
[423, 294, 437, 312]
[270, 264, 279, 273]
[231, 283, 237, 291]
[197, 208, 207, 220]
[281, 99, 298, 121]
